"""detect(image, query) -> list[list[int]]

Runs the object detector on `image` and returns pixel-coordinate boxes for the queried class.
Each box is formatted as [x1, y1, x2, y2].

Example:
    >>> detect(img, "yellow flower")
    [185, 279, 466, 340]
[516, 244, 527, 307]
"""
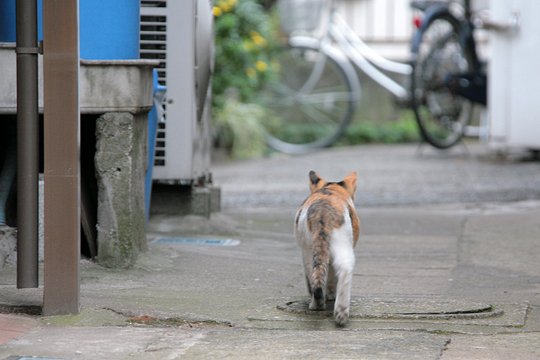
[218, 0, 233, 12]
[255, 60, 268, 72]
[250, 31, 267, 47]
[212, 6, 222, 17]
[246, 67, 256, 78]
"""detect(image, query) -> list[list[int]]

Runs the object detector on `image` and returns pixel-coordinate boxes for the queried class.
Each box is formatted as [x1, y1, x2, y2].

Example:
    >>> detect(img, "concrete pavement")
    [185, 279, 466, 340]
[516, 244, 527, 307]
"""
[1, 143, 540, 359]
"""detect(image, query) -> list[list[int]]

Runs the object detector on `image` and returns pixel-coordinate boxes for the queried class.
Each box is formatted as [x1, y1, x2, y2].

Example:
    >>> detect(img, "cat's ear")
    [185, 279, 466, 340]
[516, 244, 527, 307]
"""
[343, 172, 357, 197]
[309, 170, 325, 193]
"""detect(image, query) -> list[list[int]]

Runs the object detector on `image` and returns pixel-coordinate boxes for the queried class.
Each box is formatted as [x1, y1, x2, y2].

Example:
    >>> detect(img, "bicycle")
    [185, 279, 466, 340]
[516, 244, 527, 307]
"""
[255, 0, 413, 154]
[410, 0, 488, 149]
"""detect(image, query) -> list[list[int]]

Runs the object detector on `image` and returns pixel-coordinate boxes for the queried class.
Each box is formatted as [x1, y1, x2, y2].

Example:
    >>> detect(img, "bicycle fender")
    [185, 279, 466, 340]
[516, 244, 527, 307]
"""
[411, 4, 456, 54]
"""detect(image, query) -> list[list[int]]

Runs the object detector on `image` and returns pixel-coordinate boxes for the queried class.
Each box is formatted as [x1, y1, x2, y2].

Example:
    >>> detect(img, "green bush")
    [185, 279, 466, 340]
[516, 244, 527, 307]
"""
[338, 111, 420, 145]
[213, 98, 268, 159]
[211, 0, 280, 158]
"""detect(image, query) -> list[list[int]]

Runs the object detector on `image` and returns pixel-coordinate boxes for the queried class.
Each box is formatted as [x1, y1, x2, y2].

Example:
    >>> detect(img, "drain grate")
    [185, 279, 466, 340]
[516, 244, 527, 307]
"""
[152, 237, 240, 246]
[277, 298, 503, 320]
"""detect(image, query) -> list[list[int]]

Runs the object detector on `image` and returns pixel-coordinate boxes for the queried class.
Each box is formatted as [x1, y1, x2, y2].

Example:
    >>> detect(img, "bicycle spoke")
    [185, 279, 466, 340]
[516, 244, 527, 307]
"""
[300, 102, 341, 127]
[296, 91, 355, 106]
[251, 41, 357, 152]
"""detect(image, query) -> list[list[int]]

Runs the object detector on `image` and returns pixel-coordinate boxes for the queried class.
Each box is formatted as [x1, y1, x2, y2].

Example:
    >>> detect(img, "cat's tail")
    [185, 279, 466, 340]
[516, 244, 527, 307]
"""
[309, 224, 330, 310]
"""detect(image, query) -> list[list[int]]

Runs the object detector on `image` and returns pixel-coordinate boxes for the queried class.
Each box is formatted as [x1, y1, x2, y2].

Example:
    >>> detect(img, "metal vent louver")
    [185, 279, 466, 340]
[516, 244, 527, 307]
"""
[139, 0, 212, 183]
[141, 0, 167, 167]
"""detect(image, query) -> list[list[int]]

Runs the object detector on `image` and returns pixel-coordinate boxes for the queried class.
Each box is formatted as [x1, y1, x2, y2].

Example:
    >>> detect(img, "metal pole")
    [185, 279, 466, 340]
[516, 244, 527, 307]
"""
[42, 0, 80, 315]
[16, 0, 39, 288]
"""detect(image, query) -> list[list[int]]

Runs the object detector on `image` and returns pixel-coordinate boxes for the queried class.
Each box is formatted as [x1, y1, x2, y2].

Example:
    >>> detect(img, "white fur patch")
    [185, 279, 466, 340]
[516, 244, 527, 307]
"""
[330, 206, 355, 272]
[295, 207, 311, 248]
[330, 205, 356, 326]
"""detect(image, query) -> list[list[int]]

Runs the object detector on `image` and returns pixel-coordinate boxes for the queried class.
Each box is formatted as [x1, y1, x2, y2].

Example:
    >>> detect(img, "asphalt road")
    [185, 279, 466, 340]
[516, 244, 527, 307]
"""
[213, 142, 540, 208]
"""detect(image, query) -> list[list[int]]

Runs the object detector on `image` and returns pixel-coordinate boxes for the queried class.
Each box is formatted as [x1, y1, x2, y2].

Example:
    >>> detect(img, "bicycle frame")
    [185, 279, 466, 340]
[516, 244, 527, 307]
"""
[330, 13, 412, 100]
[287, 8, 413, 101]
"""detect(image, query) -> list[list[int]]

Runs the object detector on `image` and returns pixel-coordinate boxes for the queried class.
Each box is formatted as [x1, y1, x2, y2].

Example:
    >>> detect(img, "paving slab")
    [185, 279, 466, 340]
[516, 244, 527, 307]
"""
[0, 325, 208, 360]
[0, 314, 38, 345]
[441, 333, 540, 360]
[183, 329, 450, 360]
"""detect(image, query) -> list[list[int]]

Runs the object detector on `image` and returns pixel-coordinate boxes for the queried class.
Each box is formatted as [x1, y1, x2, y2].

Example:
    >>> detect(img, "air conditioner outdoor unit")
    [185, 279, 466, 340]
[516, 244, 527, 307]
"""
[140, 0, 213, 184]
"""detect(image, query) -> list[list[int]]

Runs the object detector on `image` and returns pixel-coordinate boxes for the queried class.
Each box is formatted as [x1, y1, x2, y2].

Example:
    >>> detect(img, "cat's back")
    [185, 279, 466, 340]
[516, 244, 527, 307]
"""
[300, 181, 355, 214]
[296, 183, 359, 244]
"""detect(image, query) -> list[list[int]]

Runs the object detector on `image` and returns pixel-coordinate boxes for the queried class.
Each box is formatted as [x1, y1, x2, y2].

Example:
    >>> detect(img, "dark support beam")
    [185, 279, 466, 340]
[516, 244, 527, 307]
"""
[16, 0, 39, 288]
[42, 0, 80, 315]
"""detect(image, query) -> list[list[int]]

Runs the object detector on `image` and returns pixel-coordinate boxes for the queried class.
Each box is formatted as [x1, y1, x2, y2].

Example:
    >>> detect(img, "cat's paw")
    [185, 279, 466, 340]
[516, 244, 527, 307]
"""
[334, 306, 349, 326]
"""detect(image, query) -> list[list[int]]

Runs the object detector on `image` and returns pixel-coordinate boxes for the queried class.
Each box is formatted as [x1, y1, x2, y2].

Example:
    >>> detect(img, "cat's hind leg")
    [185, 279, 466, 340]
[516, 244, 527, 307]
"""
[333, 260, 354, 326]
[305, 275, 312, 295]
[306, 249, 327, 310]
[326, 264, 336, 301]
[330, 229, 355, 326]
[302, 251, 313, 296]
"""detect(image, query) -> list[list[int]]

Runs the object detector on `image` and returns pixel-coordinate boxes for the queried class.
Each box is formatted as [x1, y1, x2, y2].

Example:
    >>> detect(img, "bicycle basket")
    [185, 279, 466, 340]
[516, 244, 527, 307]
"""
[277, 0, 330, 35]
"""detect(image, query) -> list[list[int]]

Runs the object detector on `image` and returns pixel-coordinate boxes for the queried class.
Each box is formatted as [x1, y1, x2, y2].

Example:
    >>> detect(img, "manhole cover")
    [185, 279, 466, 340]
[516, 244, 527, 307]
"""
[277, 298, 503, 320]
[152, 237, 240, 246]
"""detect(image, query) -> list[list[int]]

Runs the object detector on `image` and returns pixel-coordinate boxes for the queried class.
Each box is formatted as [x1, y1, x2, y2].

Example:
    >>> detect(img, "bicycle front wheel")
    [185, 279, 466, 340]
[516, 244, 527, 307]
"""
[255, 40, 359, 154]
[411, 13, 475, 149]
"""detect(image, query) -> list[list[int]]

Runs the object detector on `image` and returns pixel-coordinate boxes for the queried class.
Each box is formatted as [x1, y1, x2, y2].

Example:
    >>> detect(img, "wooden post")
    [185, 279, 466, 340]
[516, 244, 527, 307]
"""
[42, 0, 80, 315]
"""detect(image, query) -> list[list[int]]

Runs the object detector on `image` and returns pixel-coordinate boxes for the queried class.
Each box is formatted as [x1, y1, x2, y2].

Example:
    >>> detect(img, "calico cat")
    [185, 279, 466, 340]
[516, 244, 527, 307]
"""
[294, 170, 360, 326]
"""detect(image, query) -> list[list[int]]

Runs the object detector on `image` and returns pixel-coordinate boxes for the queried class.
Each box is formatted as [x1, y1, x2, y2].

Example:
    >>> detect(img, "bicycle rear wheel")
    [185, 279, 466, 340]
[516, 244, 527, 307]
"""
[411, 13, 475, 149]
[255, 40, 359, 154]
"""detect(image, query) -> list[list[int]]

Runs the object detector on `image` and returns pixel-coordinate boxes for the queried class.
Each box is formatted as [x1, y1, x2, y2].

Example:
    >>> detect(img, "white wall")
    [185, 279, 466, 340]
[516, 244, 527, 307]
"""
[336, 0, 415, 60]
